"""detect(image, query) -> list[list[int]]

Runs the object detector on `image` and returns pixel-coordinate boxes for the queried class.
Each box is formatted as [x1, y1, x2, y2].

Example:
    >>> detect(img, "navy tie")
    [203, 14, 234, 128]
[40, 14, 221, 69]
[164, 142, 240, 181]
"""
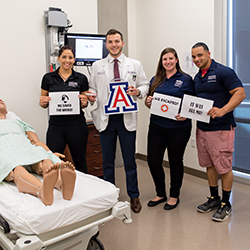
[114, 59, 120, 81]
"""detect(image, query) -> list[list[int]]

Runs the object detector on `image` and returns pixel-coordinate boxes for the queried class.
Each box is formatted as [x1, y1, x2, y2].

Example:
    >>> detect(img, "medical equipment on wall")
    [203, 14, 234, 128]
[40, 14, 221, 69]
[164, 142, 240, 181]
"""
[44, 7, 72, 72]
[44, 7, 109, 74]
[64, 33, 109, 67]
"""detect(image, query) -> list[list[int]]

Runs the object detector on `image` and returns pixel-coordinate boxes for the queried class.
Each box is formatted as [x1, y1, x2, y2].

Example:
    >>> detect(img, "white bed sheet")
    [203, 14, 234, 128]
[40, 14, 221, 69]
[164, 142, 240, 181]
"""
[0, 171, 119, 235]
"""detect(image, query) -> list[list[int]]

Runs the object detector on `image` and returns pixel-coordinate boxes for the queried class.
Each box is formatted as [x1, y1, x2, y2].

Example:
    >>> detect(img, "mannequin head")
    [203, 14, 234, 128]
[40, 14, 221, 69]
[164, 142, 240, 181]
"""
[0, 99, 7, 119]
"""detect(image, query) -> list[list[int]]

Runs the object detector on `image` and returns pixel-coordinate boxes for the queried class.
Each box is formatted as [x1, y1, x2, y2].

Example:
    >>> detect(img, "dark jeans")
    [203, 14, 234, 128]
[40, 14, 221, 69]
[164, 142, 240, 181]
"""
[100, 114, 139, 199]
[46, 122, 88, 173]
[147, 123, 191, 198]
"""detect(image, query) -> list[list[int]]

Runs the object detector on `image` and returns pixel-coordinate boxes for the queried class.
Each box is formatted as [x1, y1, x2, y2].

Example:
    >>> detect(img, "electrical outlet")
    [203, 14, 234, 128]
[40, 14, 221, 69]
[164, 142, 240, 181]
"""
[191, 138, 196, 148]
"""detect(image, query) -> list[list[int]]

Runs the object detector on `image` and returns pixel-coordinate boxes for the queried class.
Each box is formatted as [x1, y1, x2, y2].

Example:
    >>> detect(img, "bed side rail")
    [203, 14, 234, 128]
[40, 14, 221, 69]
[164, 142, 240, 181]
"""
[0, 201, 132, 249]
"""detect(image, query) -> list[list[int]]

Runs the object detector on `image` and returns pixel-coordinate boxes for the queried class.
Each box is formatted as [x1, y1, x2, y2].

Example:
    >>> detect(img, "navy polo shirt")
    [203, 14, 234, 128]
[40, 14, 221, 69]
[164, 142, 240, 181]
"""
[41, 68, 89, 126]
[150, 71, 194, 128]
[194, 59, 243, 131]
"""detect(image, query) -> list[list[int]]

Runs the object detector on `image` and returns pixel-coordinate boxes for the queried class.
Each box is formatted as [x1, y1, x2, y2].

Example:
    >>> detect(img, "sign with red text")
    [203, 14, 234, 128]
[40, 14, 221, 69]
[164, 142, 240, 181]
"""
[180, 94, 214, 123]
[150, 93, 181, 120]
[49, 91, 80, 116]
[104, 82, 138, 115]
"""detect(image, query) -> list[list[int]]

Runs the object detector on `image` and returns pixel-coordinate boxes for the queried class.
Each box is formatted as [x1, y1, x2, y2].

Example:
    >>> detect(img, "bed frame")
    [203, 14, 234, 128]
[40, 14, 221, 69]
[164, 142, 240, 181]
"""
[0, 201, 132, 250]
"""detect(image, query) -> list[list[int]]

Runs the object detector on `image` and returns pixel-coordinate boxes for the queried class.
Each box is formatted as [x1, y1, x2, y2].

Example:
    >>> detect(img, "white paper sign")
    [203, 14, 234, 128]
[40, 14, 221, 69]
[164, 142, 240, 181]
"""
[180, 94, 214, 123]
[49, 91, 80, 116]
[150, 93, 181, 120]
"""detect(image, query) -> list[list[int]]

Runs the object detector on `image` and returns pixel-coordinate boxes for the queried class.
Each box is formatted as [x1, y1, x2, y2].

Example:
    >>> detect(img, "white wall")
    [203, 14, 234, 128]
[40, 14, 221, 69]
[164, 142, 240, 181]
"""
[128, 0, 219, 171]
[0, 0, 97, 142]
[1, 0, 224, 173]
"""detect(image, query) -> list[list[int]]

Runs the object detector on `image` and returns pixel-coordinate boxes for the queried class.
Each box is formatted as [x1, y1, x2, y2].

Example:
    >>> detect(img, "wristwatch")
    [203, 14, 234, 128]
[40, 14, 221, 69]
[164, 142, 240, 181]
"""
[82, 100, 89, 108]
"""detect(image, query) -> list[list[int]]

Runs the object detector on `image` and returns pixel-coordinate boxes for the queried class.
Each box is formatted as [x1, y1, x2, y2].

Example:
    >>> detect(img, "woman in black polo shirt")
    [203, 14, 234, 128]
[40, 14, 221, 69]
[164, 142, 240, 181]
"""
[39, 45, 89, 173]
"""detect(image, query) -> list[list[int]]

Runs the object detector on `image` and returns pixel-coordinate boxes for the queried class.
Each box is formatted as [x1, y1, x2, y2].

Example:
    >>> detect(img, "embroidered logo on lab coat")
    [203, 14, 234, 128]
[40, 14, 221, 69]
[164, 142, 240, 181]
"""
[104, 82, 138, 115]
[132, 74, 137, 82]
[128, 71, 137, 82]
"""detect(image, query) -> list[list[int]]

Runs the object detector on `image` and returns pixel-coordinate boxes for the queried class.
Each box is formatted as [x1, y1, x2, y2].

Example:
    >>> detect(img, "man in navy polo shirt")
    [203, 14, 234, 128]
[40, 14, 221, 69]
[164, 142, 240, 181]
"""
[191, 42, 245, 222]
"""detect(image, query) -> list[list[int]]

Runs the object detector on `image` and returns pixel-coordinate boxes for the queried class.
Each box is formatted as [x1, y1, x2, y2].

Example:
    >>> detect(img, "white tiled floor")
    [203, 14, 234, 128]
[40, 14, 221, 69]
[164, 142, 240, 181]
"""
[98, 159, 250, 250]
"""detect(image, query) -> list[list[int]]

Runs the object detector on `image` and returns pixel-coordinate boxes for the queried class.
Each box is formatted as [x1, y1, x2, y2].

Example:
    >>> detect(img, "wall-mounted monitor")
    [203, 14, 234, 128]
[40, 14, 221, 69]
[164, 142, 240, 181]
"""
[64, 33, 109, 66]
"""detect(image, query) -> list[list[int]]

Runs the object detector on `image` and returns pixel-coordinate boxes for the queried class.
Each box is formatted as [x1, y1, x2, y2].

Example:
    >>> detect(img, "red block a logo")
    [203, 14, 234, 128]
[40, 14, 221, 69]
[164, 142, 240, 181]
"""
[104, 82, 138, 114]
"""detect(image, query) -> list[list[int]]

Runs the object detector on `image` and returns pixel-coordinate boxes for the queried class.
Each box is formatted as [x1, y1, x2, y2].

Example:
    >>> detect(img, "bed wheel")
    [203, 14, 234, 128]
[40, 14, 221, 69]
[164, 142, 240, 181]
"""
[87, 237, 105, 250]
[123, 218, 133, 224]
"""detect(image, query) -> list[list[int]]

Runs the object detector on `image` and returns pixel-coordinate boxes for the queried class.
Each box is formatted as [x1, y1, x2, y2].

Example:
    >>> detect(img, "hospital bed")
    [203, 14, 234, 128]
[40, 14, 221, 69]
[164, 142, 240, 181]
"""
[0, 171, 132, 250]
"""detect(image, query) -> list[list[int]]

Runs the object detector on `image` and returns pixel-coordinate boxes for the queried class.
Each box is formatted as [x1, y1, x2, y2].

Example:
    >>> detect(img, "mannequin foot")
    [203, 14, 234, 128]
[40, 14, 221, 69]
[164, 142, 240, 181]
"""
[40, 164, 59, 206]
[12, 166, 42, 197]
[60, 161, 76, 200]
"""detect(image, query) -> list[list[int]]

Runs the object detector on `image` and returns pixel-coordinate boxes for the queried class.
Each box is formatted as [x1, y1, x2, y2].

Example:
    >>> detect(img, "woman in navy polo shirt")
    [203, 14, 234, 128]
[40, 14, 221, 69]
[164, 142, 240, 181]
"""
[39, 45, 89, 173]
[145, 47, 194, 210]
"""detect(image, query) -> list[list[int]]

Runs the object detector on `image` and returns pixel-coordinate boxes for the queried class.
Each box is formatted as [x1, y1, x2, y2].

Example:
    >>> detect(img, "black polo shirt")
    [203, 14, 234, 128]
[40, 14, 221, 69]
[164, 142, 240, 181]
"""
[41, 68, 89, 126]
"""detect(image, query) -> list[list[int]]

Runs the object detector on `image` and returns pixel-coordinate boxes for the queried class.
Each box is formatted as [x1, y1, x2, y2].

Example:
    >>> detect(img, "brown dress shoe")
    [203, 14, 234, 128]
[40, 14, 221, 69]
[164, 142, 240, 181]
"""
[130, 198, 142, 213]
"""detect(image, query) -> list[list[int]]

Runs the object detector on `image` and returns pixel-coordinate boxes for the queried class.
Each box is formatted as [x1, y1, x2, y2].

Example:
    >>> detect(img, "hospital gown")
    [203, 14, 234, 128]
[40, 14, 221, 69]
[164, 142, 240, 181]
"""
[0, 119, 60, 182]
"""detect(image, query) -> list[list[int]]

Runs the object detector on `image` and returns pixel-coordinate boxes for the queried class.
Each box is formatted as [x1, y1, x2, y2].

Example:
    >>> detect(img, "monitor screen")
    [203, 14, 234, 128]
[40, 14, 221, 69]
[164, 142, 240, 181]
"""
[64, 33, 109, 66]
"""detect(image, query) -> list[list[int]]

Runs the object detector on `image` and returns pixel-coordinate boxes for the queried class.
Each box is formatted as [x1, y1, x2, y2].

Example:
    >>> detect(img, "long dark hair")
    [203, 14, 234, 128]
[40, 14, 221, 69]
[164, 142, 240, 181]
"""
[149, 47, 186, 96]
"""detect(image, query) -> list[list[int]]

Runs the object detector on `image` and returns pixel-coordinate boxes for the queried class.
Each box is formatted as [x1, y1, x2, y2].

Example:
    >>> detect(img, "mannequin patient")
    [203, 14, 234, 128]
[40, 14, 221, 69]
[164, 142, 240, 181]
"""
[0, 99, 76, 206]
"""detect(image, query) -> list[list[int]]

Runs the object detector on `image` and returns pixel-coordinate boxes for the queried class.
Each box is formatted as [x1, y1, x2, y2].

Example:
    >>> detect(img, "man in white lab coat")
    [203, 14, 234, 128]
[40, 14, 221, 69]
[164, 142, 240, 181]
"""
[88, 29, 149, 213]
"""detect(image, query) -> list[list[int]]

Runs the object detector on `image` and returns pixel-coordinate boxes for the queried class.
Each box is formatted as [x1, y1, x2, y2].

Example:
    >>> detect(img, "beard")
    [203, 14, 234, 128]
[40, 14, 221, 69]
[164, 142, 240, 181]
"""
[109, 47, 123, 58]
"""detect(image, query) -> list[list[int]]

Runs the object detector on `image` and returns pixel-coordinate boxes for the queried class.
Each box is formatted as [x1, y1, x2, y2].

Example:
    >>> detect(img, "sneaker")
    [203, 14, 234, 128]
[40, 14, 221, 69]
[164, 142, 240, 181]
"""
[212, 202, 232, 222]
[197, 196, 221, 213]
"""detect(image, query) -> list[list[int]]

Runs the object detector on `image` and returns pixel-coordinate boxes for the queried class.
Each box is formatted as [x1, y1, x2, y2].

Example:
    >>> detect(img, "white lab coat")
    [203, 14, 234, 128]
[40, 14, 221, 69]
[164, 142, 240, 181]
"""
[89, 54, 149, 132]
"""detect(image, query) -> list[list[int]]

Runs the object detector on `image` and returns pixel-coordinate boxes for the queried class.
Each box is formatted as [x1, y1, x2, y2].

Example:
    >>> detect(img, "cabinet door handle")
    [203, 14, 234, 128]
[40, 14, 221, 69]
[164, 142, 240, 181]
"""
[94, 134, 100, 137]
[95, 166, 102, 170]
[94, 150, 102, 153]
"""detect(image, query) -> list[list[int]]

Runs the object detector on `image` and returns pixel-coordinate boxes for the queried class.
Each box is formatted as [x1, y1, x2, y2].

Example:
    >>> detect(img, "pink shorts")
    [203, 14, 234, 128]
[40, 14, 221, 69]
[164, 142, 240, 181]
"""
[196, 128, 235, 174]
